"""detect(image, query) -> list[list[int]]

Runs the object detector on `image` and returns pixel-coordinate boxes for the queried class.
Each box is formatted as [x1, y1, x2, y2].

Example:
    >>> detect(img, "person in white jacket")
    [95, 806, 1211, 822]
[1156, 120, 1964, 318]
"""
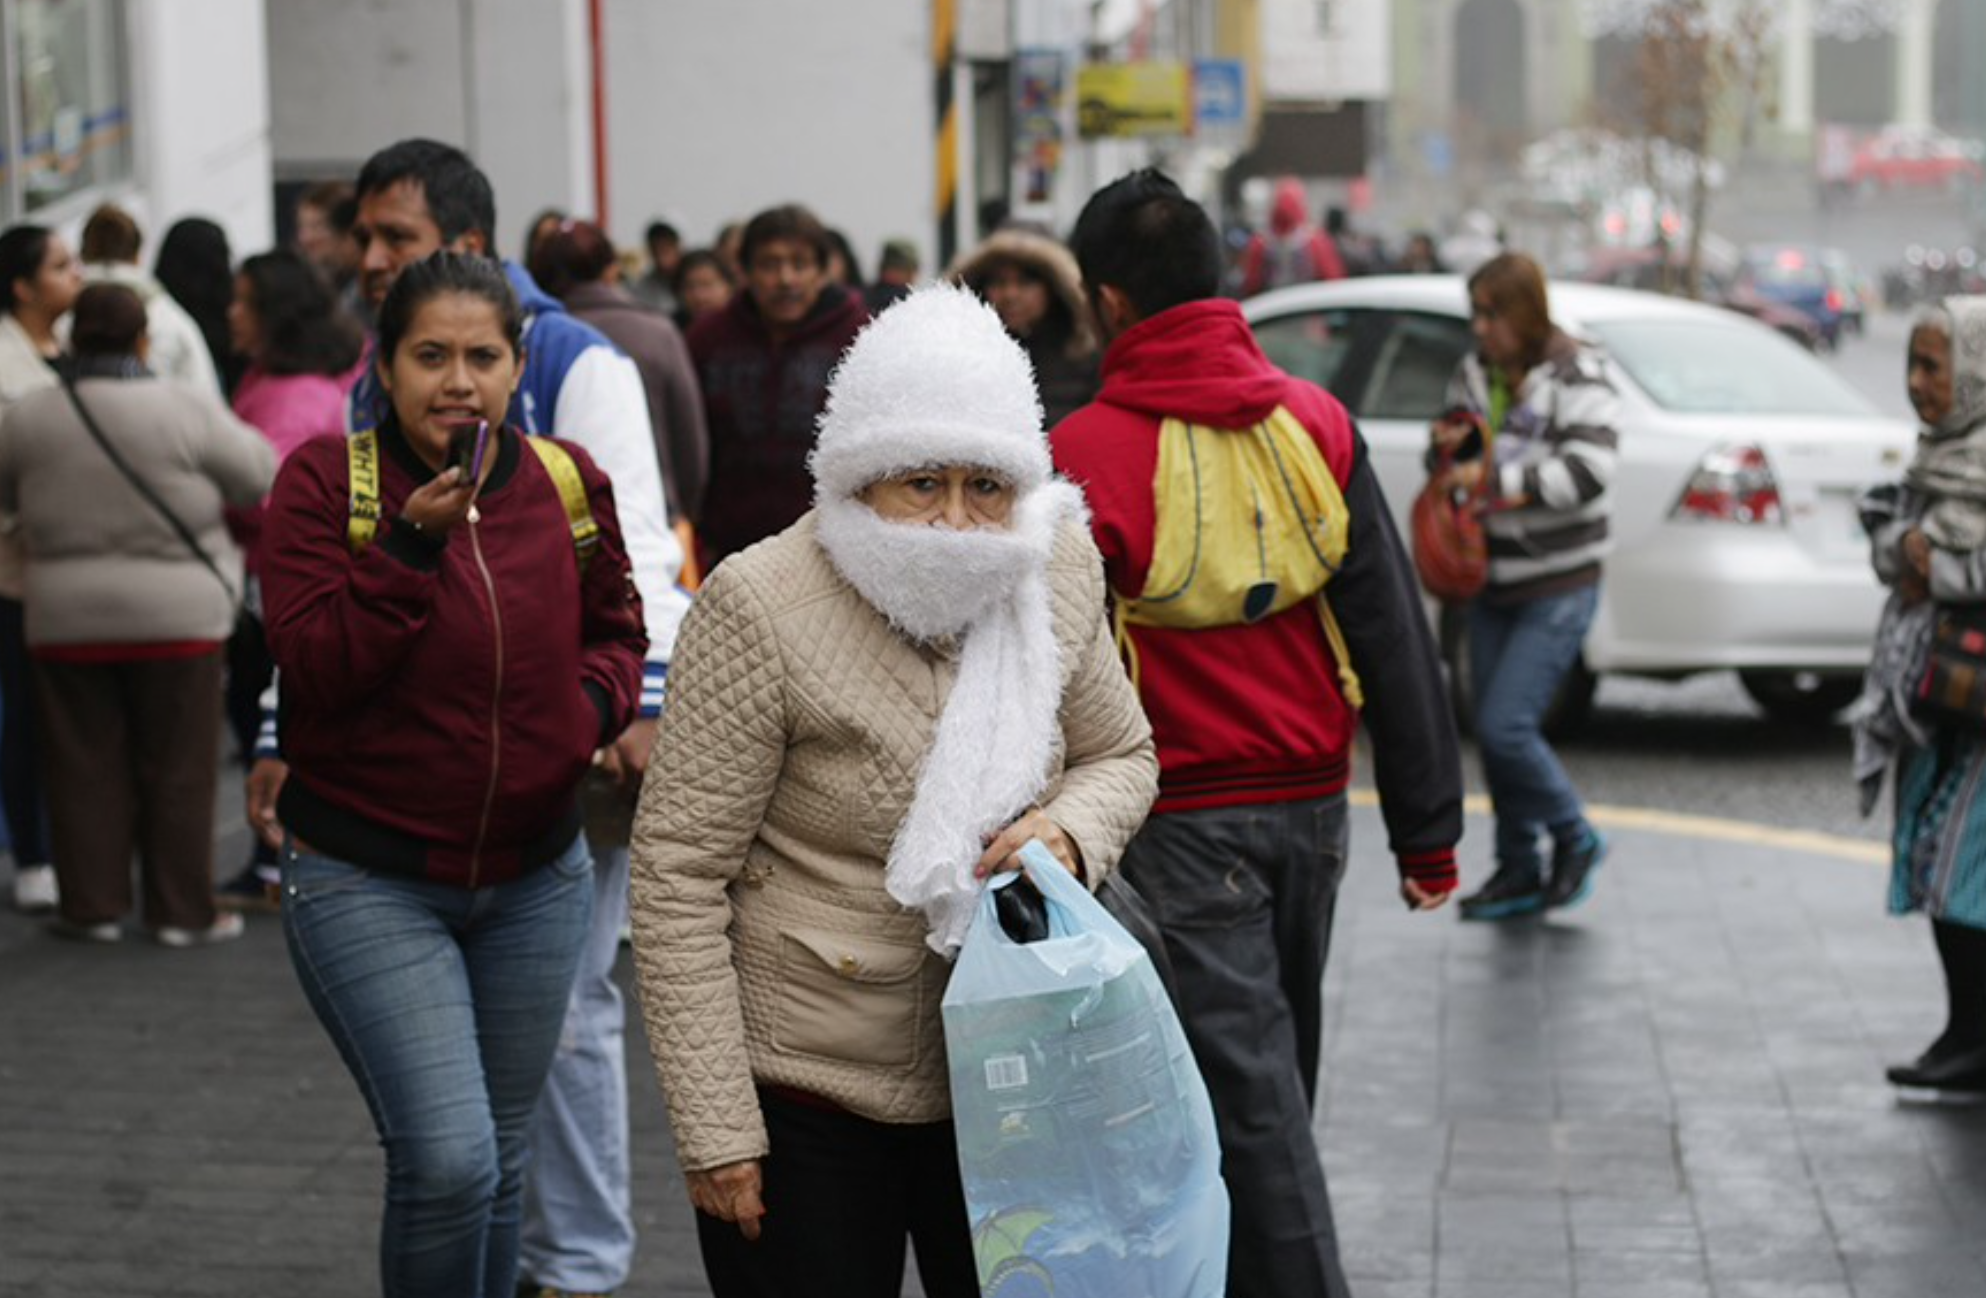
[243, 139, 689, 1298]
[76, 204, 221, 397]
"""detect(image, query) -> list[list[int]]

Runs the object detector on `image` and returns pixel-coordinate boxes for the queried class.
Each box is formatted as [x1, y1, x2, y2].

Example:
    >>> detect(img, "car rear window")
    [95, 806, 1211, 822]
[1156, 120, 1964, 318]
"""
[1587, 319, 1880, 416]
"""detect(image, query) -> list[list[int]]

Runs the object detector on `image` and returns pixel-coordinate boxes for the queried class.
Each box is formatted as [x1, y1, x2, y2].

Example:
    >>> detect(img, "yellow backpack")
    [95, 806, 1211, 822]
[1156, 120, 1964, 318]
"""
[345, 429, 600, 569]
[1114, 405, 1364, 707]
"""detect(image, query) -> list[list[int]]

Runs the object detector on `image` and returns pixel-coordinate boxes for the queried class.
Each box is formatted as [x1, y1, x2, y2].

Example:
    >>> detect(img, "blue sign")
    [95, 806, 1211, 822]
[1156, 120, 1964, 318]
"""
[1193, 59, 1245, 128]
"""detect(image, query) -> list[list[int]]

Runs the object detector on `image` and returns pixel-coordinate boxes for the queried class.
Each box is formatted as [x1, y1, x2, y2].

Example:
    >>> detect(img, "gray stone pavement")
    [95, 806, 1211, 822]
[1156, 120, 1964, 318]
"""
[3, 802, 1984, 1297]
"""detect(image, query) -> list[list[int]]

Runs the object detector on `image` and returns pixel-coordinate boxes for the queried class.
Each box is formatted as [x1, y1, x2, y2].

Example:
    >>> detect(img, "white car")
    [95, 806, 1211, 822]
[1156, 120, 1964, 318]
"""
[1242, 276, 1915, 726]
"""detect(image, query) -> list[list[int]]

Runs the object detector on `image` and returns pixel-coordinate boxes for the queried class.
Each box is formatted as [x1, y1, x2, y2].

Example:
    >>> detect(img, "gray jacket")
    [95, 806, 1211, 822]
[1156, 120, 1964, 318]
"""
[0, 371, 274, 646]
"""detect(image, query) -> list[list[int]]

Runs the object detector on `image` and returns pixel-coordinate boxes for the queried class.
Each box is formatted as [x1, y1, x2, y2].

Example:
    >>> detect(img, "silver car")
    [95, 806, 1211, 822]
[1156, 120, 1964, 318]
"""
[1243, 276, 1915, 726]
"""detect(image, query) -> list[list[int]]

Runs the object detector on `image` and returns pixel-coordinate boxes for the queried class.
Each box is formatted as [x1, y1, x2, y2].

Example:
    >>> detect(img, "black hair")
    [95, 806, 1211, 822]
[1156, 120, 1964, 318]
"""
[71, 283, 147, 356]
[521, 207, 567, 267]
[672, 248, 734, 294]
[155, 218, 238, 387]
[824, 227, 864, 287]
[0, 225, 53, 314]
[374, 251, 523, 366]
[355, 139, 496, 248]
[738, 204, 831, 274]
[1069, 168, 1222, 320]
[330, 195, 360, 236]
[238, 248, 364, 377]
[645, 220, 680, 249]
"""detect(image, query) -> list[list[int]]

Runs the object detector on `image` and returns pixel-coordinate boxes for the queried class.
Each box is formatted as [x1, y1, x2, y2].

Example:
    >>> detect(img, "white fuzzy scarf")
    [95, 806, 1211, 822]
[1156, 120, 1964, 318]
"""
[815, 480, 1084, 956]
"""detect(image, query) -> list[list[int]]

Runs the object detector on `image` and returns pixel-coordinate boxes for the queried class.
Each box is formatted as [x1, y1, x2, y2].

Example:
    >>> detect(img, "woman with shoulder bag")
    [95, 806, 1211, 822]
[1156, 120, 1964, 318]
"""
[1852, 295, 1986, 1095]
[0, 282, 274, 944]
[1424, 252, 1621, 922]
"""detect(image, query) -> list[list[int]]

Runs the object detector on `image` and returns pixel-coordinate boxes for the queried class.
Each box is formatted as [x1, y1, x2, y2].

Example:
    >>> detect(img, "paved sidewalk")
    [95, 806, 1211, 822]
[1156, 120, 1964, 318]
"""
[3, 805, 1984, 1296]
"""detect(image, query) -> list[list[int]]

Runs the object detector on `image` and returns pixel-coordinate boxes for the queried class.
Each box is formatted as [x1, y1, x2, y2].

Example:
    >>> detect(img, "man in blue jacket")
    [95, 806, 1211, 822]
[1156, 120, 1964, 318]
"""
[246, 138, 686, 1298]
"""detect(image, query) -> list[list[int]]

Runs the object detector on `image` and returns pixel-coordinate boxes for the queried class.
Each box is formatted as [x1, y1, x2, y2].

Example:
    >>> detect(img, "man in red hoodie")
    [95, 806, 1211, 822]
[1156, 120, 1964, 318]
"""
[1052, 169, 1462, 1298]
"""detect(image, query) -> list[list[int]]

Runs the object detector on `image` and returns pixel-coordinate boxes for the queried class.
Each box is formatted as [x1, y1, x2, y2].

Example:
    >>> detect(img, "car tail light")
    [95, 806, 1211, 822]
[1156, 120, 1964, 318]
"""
[1825, 288, 1845, 312]
[1673, 444, 1783, 525]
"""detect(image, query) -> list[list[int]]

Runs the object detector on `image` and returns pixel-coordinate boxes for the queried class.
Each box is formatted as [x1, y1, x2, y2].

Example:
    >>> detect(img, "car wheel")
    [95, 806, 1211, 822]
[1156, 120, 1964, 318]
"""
[1440, 605, 1598, 741]
[1737, 670, 1860, 725]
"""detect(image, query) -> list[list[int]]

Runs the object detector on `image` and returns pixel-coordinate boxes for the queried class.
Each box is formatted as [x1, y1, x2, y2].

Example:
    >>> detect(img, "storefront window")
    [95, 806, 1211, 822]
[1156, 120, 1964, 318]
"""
[10, 0, 132, 215]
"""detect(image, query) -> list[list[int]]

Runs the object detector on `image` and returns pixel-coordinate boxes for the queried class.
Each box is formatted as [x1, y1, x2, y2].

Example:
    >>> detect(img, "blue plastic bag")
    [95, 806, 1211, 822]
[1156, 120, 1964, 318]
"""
[942, 842, 1229, 1298]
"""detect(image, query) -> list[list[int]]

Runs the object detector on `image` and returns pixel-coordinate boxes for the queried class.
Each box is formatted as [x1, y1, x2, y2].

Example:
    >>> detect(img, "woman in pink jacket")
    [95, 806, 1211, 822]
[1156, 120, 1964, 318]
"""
[215, 248, 365, 910]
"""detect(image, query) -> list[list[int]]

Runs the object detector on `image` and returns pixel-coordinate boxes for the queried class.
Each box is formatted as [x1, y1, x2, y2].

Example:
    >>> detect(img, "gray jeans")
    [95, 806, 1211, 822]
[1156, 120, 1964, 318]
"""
[1119, 793, 1352, 1298]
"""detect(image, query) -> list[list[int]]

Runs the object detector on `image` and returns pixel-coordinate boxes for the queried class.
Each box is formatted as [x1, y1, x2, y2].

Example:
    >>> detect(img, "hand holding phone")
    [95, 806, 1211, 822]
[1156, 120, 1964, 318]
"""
[447, 418, 490, 487]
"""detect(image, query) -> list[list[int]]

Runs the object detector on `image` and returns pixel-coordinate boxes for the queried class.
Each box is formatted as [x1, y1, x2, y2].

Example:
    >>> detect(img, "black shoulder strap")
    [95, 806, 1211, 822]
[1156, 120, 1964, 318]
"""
[61, 373, 241, 609]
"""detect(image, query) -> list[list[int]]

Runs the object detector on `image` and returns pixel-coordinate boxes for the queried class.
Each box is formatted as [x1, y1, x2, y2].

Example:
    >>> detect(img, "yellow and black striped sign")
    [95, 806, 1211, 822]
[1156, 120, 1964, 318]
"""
[933, 0, 957, 266]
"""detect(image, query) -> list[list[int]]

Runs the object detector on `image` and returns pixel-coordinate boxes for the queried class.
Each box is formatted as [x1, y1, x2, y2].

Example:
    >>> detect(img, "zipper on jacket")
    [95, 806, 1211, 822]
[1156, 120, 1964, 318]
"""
[467, 513, 504, 886]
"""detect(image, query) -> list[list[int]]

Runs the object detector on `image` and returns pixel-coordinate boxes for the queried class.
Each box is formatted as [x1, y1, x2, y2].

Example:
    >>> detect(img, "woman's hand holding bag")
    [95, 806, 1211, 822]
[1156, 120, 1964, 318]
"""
[1412, 430, 1490, 603]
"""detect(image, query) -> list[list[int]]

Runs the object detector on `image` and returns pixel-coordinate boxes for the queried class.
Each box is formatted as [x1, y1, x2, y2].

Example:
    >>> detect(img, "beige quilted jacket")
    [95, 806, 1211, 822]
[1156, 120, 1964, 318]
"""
[629, 511, 1157, 1172]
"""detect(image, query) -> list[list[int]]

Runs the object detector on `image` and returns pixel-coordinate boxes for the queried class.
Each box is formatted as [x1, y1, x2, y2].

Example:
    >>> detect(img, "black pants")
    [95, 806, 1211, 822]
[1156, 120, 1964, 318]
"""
[1934, 918, 1986, 1049]
[1120, 795, 1352, 1298]
[0, 597, 48, 866]
[695, 1088, 977, 1298]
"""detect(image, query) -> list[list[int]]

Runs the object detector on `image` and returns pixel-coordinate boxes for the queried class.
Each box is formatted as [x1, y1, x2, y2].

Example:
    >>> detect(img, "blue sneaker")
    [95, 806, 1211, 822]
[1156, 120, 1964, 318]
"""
[1458, 863, 1547, 920]
[1545, 830, 1607, 910]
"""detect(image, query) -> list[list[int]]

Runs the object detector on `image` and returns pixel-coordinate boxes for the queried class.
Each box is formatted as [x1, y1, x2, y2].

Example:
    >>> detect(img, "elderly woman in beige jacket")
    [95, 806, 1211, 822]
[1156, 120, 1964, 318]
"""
[629, 285, 1157, 1298]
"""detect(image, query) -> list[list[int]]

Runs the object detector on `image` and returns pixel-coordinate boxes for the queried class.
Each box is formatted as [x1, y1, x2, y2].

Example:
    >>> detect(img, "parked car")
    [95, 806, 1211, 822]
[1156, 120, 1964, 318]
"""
[1817, 247, 1870, 336]
[1846, 126, 1984, 193]
[1243, 276, 1915, 728]
[1741, 245, 1845, 349]
[1579, 246, 1823, 351]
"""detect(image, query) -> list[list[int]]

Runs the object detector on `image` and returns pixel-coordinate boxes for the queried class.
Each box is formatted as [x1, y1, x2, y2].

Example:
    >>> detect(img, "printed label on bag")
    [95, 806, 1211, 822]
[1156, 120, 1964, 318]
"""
[984, 1053, 1029, 1091]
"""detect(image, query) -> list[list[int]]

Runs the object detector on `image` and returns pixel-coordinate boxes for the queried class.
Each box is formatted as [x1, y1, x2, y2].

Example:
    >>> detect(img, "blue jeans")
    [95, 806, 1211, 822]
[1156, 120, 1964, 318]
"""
[1469, 585, 1599, 870]
[519, 843, 634, 1291]
[281, 834, 594, 1298]
[1119, 795, 1351, 1298]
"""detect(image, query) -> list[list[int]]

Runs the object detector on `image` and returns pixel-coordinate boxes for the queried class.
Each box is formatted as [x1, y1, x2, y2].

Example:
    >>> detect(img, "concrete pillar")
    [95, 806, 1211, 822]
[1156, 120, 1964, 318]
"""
[1424, 0, 1459, 143]
[1894, 0, 1935, 129]
[1779, 0, 1814, 134]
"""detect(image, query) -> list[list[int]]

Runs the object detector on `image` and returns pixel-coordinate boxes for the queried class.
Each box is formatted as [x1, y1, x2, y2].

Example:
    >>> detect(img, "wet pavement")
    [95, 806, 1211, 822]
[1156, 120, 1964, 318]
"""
[3, 800, 1983, 1297]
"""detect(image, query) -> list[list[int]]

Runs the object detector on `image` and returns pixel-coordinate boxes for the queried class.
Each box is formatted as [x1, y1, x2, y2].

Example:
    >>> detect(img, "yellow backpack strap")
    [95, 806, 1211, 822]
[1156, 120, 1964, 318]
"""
[347, 429, 382, 553]
[1316, 599, 1365, 711]
[525, 436, 600, 569]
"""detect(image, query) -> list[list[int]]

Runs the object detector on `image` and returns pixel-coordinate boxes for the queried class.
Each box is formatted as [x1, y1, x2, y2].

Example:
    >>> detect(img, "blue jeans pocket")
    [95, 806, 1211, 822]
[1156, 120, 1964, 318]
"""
[281, 844, 372, 904]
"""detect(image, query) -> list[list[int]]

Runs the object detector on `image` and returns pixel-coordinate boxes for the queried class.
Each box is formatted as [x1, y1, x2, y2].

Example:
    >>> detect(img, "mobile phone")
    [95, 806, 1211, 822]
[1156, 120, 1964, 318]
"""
[447, 419, 490, 484]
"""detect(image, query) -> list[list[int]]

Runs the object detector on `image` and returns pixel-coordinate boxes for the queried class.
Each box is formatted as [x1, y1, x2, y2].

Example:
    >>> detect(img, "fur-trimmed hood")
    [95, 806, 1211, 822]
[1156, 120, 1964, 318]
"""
[947, 228, 1098, 361]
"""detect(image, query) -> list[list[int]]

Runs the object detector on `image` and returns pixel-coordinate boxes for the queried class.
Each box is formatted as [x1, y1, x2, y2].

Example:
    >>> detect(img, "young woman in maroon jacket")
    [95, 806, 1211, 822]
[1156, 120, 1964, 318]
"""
[259, 251, 646, 1298]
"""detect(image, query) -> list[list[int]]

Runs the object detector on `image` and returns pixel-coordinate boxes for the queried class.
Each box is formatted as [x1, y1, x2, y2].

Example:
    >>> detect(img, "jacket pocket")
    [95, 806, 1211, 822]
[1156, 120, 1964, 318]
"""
[773, 928, 927, 1068]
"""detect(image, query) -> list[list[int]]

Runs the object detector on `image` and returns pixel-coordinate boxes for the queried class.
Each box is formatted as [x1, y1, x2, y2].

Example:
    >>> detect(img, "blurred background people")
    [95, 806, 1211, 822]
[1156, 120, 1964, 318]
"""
[530, 217, 710, 528]
[76, 204, 221, 395]
[156, 216, 248, 397]
[672, 249, 735, 331]
[0, 224, 80, 915]
[214, 247, 366, 911]
[687, 203, 866, 564]
[0, 283, 273, 945]
[630, 219, 683, 316]
[1238, 177, 1346, 297]
[949, 227, 1099, 428]
[865, 237, 919, 313]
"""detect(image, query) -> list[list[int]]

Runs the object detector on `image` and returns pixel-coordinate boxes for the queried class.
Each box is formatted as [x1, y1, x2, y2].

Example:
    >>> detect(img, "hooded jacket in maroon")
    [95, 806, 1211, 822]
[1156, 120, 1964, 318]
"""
[1050, 299, 1460, 888]
[261, 422, 647, 887]
[688, 285, 868, 562]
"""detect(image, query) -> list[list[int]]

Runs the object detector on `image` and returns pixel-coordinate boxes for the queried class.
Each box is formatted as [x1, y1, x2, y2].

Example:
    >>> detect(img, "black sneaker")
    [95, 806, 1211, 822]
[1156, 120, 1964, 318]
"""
[1458, 863, 1546, 921]
[1545, 831, 1608, 910]
[1887, 1037, 1986, 1091]
[215, 863, 281, 914]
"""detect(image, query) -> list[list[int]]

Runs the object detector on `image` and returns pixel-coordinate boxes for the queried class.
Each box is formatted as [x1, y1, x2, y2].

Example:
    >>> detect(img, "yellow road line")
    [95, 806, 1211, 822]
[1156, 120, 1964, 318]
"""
[1347, 789, 1888, 865]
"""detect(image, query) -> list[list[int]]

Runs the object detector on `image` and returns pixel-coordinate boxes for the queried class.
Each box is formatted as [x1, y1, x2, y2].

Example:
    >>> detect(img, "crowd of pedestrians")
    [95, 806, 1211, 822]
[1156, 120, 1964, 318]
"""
[1, 144, 1984, 1298]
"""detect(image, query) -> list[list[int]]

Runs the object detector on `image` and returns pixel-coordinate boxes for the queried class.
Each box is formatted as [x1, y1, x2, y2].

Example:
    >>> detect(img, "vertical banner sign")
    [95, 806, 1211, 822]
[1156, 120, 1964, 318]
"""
[934, 0, 959, 267]
[1014, 49, 1066, 205]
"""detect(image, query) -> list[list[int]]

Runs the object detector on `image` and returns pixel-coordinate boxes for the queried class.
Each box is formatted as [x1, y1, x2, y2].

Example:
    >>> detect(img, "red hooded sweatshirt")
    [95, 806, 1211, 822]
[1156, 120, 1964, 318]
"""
[1051, 300, 1460, 889]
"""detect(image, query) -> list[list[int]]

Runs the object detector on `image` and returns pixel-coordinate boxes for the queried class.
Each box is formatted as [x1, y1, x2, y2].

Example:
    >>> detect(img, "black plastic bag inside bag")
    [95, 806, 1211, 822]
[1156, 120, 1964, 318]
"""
[994, 874, 1052, 943]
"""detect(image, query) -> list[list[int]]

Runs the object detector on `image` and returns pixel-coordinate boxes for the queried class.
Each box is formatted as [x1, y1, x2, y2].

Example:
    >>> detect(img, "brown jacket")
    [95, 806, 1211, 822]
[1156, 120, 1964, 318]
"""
[629, 513, 1157, 1172]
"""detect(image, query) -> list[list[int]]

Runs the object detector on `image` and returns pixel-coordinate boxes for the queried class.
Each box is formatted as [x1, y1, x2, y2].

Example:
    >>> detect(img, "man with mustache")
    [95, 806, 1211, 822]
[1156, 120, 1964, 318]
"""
[686, 204, 868, 564]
